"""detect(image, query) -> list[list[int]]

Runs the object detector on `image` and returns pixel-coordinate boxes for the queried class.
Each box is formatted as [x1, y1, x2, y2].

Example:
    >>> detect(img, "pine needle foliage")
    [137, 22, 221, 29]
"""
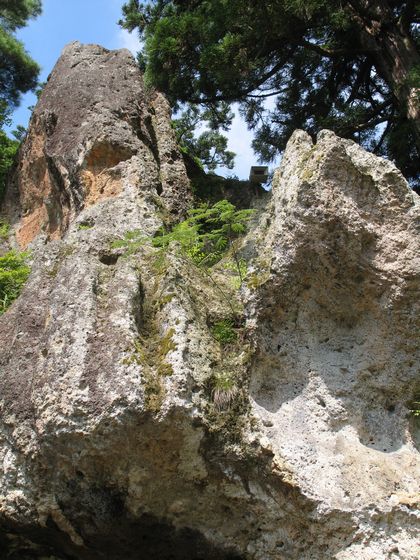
[172, 103, 235, 172]
[121, 0, 420, 187]
[0, 126, 19, 201]
[0, 250, 30, 314]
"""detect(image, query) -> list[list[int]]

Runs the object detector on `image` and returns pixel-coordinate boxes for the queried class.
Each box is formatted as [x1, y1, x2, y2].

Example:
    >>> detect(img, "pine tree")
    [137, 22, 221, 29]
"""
[0, 0, 42, 199]
[172, 103, 235, 171]
[121, 0, 420, 186]
[0, 0, 41, 112]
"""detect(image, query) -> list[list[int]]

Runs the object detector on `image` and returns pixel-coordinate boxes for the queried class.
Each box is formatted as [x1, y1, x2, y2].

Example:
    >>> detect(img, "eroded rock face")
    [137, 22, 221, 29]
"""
[247, 130, 420, 558]
[4, 41, 190, 247]
[0, 43, 419, 560]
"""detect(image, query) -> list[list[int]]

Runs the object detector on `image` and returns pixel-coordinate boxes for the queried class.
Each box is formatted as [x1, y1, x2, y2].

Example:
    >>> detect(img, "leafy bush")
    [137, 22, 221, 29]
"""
[150, 200, 253, 266]
[0, 250, 30, 313]
[0, 130, 19, 202]
[0, 219, 10, 239]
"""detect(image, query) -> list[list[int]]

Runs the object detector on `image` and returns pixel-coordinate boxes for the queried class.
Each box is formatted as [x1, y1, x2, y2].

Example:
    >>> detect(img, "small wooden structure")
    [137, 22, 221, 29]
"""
[249, 166, 269, 183]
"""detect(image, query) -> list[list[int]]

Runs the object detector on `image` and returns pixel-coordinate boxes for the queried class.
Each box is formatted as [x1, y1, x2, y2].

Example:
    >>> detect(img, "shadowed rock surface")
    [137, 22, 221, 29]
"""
[0, 43, 419, 560]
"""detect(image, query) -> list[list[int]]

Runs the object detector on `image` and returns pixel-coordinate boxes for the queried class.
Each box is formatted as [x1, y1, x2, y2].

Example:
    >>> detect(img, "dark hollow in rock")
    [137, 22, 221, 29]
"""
[0, 513, 244, 560]
[99, 253, 120, 266]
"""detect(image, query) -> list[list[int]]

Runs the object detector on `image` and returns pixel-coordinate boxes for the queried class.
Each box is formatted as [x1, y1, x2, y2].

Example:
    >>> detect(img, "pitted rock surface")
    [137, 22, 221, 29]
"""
[0, 44, 419, 560]
[4, 41, 190, 247]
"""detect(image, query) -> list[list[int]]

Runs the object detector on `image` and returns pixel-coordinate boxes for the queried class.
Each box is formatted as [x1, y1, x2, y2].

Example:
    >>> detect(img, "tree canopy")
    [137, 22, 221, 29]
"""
[0, 0, 41, 113]
[172, 103, 235, 172]
[0, 0, 41, 199]
[121, 0, 420, 186]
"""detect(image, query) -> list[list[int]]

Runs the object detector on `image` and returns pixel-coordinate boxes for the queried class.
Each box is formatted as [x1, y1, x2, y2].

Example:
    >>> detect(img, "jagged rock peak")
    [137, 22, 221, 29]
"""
[5, 41, 191, 248]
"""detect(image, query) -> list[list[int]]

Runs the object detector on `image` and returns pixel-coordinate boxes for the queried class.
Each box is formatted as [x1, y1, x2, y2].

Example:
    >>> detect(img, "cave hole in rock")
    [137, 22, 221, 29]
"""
[85, 142, 134, 172]
[1, 512, 246, 560]
[99, 253, 120, 266]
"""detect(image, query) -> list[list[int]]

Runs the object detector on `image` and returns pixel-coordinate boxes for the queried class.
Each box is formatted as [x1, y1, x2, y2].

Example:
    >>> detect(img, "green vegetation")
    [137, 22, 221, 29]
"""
[115, 199, 255, 426]
[211, 371, 238, 411]
[0, 0, 42, 199]
[172, 104, 235, 172]
[121, 0, 420, 187]
[0, 250, 30, 313]
[205, 363, 251, 443]
[124, 326, 176, 413]
[410, 393, 420, 417]
[122, 268, 178, 414]
[224, 258, 247, 290]
[0, 219, 9, 239]
[154, 200, 253, 266]
[0, 1, 41, 109]
[0, 130, 19, 201]
[210, 319, 237, 345]
[114, 199, 253, 289]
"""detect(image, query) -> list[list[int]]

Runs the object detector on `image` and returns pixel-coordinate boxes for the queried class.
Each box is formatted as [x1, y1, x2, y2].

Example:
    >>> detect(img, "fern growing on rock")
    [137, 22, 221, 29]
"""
[114, 199, 253, 283]
[153, 200, 253, 269]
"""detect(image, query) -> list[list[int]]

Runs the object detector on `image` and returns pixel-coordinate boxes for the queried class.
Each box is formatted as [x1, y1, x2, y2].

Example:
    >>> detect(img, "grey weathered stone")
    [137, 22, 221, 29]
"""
[246, 129, 420, 559]
[4, 41, 190, 248]
[0, 43, 419, 560]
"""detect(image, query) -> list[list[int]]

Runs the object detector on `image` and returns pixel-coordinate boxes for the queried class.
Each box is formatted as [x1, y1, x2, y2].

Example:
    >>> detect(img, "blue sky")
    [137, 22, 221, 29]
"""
[10, 0, 258, 179]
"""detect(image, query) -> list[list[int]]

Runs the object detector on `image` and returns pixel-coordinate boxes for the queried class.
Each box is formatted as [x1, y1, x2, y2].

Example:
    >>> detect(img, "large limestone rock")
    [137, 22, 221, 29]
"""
[247, 130, 420, 558]
[0, 43, 419, 559]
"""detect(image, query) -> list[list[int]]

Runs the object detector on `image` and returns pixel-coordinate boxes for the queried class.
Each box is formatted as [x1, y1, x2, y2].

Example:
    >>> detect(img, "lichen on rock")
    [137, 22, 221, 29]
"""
[0, 43, 419, 560]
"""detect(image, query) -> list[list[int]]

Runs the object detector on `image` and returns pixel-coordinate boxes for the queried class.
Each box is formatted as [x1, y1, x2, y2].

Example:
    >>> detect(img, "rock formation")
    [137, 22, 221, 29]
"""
[4, 41, 190, 248]
[0, 42, 419, 559]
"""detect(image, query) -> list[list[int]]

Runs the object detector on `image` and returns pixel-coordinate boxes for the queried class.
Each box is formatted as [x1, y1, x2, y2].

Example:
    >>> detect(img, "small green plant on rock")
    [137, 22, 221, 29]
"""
[0, 220, 10, 239]
[114, 200, 253, 280]
[0, 250, 30, 314]
[123, 324, 177, 413]
[224, 258, 247, 290]
[412, 403, 420, 416]
[212, 371, 238, 411]
[112, 229, 149, 256]
[410, 395, 420, 417]
[211, 319, 237, 345]
[78, 222, 93, 231]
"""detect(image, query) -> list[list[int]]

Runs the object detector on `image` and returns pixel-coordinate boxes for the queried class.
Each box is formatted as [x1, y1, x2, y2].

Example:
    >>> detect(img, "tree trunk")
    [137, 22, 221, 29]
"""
[373, 27, 420, 144]
[351, 1, 420, 156]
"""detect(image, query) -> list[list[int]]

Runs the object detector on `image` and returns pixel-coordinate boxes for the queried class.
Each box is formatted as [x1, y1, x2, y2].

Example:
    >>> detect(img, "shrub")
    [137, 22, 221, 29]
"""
[0, 250, 30, 313]
[0, 220, 10, 239]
